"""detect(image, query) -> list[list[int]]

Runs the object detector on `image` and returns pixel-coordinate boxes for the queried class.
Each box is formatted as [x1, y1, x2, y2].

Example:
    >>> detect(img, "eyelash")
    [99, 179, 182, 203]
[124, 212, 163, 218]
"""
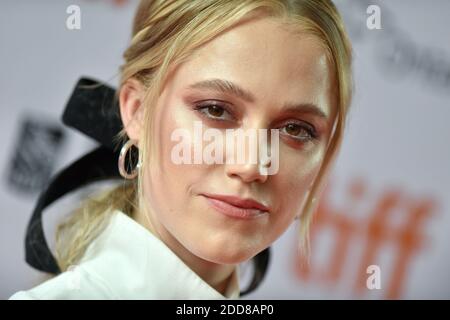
[192, 102, 318, 143]
[193, 102, 236, 122]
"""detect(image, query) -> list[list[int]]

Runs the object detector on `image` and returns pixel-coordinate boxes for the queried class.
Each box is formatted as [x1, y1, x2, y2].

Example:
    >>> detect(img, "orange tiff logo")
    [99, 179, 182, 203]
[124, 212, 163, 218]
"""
[295, 178, 436, 299]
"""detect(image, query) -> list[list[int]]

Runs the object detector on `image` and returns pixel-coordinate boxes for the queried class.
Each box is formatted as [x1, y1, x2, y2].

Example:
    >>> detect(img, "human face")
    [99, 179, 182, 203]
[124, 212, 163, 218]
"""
[143, 15, 337, 265]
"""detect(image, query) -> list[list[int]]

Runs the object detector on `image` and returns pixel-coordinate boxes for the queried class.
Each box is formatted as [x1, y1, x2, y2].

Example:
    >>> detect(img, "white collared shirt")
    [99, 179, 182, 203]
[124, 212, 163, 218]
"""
[9, 210, 240, 300]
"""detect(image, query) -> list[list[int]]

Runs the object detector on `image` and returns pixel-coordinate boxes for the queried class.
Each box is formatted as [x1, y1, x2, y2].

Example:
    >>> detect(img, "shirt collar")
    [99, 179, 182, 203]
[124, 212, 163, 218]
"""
[80, 210, 240, 299]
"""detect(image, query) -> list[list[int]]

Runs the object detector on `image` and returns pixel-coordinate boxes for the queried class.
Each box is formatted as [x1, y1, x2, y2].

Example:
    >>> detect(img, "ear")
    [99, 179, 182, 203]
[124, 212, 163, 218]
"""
[119, 78, 146, 141]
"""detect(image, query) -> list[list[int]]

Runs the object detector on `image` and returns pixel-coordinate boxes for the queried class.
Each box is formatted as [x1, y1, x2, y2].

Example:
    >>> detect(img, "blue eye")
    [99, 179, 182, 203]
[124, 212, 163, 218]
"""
[281, 122, 317, 142]
[194, 103, 235, 121]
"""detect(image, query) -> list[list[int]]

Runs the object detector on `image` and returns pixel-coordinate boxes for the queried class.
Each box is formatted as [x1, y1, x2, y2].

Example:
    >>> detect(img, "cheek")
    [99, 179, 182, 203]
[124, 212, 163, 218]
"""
[148, 100, 206, 209]
[161, 102, 201, 174]
[273, 146, 324, 219]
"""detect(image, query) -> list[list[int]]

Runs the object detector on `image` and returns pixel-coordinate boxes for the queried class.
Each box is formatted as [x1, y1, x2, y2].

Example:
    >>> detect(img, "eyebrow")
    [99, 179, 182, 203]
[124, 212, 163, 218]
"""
[187, 78, 328, 119]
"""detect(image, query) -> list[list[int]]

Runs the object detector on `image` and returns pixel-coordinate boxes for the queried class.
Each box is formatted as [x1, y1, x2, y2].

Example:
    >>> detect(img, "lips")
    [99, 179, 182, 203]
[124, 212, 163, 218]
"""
[200, 193, 270, 220]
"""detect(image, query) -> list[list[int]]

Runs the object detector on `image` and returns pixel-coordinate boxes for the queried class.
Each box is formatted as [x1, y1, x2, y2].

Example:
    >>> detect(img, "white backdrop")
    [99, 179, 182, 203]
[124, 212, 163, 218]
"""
[1, 0, 449, 299]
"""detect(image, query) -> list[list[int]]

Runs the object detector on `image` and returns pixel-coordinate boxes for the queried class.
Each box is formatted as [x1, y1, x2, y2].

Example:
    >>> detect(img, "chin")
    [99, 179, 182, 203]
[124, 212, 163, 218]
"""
[192, 241, 260, 265]
[202, 253, 253, 265]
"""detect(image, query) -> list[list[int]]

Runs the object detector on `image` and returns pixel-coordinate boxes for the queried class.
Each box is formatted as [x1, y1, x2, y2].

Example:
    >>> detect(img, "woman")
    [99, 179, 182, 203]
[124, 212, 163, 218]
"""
[10, 0, 353, 299]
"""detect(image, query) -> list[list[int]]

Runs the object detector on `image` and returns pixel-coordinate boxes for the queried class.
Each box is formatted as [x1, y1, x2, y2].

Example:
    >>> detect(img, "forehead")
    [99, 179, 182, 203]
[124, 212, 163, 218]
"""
[168, 16, 335, 118]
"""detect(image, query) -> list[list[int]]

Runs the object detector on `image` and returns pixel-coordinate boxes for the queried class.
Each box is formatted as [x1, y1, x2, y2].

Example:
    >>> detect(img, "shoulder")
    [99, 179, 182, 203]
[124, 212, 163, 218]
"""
[9, 210, 141, 300]
[8, 265, 117, 300]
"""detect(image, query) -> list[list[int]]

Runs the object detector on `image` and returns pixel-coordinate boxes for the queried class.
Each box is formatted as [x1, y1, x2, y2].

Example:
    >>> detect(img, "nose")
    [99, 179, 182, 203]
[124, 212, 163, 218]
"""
[223, 120, 273, 184]
[225, 162, 269, 184]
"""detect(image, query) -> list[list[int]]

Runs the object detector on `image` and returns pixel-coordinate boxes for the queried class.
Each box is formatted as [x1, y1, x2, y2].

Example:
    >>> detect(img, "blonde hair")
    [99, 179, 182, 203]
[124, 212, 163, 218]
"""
[56, 0, 353, 277]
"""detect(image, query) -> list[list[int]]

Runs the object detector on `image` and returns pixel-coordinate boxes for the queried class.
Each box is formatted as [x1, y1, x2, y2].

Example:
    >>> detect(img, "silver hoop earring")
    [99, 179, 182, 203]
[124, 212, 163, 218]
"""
[118, 139, 141, 179]
[259, 158, 271, 169]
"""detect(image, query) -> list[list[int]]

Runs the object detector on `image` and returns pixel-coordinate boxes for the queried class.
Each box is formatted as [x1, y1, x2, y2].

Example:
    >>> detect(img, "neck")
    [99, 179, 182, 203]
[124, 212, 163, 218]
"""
[133, 208, 236, 296]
